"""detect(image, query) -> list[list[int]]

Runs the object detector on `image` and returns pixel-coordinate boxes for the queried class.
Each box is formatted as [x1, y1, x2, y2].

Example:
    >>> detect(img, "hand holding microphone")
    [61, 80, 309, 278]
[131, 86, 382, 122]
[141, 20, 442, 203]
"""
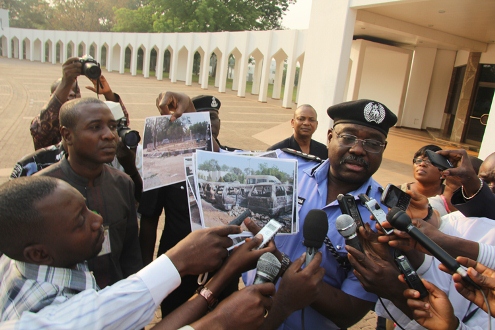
[387, 207, 480, 289]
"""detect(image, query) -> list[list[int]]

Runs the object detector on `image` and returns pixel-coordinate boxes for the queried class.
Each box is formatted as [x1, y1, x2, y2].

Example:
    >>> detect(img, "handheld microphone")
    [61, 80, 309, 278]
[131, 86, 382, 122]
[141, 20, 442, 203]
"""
[303, 209, 328, 265]
[336, 214, 363, 252]
[254, 252, 281, 284]
[228, 209, 251, 226]
[387, 207, 480, 288]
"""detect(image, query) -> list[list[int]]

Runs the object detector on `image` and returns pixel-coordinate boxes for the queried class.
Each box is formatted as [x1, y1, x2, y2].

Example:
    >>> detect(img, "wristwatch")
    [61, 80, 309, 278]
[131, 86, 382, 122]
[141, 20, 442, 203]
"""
[196, 285, 218, 310]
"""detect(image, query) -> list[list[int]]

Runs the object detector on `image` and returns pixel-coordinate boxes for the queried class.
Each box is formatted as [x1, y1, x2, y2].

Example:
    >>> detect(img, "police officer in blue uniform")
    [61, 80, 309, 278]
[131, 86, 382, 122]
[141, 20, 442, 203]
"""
[245, 99, 398, 329]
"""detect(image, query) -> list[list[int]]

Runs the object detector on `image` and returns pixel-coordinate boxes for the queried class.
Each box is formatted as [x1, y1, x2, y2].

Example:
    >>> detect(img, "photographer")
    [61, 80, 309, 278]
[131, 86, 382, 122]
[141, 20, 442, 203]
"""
[30, 56, 129, 150]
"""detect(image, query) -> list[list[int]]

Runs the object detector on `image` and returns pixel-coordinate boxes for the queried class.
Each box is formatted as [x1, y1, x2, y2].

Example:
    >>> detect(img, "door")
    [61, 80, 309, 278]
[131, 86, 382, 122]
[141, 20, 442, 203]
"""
[464, 65, 495, 145]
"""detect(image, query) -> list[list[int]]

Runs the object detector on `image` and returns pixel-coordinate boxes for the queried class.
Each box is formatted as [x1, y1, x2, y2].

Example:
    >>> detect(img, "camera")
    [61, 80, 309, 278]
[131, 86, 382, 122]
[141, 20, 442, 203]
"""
[117, 118, 141, 148]
[79, 55, 101, 80]
[381, 184, 411, 211]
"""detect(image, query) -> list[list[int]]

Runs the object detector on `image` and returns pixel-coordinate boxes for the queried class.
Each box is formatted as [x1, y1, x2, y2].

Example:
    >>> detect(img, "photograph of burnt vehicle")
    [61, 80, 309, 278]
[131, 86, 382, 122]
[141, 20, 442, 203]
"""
[195, 151, 298, 234]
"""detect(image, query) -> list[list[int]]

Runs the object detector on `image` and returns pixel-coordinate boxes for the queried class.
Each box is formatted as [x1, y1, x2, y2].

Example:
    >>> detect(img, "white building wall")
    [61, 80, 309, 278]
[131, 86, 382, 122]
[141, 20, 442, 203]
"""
[401, 47, 437, 129]
[354, 41, 411, 122]
[423, 50, 457, 130]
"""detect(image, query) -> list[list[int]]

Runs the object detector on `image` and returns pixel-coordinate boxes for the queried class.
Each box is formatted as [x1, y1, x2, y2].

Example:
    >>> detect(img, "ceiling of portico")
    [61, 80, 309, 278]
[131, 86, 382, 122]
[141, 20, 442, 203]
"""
[352, 0, 495, 52]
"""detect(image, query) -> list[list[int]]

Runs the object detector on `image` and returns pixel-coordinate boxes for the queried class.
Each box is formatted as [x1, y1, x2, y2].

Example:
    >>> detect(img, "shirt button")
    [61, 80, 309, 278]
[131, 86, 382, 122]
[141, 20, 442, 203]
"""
[336, 245, 342, 250]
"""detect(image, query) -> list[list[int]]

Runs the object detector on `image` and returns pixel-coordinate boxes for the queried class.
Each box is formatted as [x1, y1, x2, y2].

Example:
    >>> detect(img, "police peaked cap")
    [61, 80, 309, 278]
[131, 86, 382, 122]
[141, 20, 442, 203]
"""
[327, 99, 398, 136]
[192, 95, 221, 112]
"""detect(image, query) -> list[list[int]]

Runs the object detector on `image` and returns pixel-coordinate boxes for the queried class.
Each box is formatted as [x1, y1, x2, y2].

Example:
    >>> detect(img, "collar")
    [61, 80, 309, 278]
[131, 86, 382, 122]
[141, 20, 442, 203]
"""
[60, 156, 106, 186]
[15, 258, 98, 292]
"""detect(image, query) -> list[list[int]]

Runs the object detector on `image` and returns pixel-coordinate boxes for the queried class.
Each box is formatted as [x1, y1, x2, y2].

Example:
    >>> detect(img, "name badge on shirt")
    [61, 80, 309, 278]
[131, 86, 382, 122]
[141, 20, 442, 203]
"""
[98, 226, 111, 256]
[298, 196, 306, 207]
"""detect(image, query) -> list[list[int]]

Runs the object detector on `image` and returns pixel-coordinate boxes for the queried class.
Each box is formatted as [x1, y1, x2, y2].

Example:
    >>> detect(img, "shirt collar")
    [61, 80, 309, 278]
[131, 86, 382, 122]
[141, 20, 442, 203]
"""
[15, 259, 99, 292]
[60, 156, 106, 186]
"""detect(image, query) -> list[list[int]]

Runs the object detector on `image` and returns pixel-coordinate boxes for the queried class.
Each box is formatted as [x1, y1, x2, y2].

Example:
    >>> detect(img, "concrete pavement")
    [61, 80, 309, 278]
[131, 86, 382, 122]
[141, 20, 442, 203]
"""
[0, 57, 474, 329]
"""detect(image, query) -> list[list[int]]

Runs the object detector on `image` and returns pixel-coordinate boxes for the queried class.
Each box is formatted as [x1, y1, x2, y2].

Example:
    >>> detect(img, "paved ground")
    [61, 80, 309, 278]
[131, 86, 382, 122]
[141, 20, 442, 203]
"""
[0, 57, 478, 329]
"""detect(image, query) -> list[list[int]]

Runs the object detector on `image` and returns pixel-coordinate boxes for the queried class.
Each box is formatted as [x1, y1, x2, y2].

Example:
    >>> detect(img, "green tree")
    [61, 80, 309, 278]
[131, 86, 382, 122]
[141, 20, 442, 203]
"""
[1, 0, 50, 29]
[114, 0, 296, 33]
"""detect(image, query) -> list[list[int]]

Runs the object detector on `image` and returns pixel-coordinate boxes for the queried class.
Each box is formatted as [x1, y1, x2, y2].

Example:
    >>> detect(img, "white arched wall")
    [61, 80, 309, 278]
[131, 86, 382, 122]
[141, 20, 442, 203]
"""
[33, 39, 41, 61]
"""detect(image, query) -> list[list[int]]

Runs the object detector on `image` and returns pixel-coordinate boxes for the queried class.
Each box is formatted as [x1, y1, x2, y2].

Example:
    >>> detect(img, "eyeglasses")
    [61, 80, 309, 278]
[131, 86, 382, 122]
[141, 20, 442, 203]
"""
[413, 158, 432, 166]
[336, 133, 386, 153]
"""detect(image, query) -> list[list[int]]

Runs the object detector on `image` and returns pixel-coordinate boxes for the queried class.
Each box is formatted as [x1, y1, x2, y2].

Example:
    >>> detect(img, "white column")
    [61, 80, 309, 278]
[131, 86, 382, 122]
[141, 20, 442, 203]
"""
[297, 0, 356, 144]
[131, 47, 138, 76]
[400, 47, 437, 128]
[156, 48, 164, 80]
[282, 57, 297, 108]
[143, 48, 150, 78]
[272, 59, 284, 99]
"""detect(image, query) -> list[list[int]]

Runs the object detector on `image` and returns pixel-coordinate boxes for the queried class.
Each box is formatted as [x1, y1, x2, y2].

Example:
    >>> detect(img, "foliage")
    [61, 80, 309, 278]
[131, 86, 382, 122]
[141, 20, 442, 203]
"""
[114, 0, 296, 33]
[1, 0, 50, 29]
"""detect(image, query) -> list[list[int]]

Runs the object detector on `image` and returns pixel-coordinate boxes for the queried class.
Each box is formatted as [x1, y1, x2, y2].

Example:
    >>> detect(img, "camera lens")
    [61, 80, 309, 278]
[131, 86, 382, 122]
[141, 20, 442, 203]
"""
[119, 129, 141, 148]
[82, 62, 101, 80]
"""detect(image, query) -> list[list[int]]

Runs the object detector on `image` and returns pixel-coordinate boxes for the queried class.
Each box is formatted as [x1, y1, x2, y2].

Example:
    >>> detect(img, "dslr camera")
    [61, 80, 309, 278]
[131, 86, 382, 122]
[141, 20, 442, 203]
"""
[79, 55, 101, 80]
[117, 118, 141, 148]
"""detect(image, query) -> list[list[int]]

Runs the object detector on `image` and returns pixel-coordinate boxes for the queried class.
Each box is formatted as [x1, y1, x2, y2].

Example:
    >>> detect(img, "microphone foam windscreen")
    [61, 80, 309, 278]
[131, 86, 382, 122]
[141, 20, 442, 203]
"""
[303, 209, 329, 248]
[256, 252, 281, 283]
[386, 206, 410, 231]
[335, 214, 357, 237]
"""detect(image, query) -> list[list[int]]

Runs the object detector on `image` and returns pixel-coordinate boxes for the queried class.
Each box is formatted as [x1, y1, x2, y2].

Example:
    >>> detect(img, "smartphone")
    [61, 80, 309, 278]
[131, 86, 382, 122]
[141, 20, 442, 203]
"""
[359, 194, 394, 235]
[381, 184, 411, 211]
[425, 150, 453, 171]
[256, 219, 283, 249]
[337, 194, 365, 228]
[394, 254, 428, 299]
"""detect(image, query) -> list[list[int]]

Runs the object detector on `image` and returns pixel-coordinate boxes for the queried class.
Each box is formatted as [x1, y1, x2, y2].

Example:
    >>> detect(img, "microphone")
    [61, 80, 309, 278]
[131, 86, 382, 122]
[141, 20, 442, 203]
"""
[228, 209, 251, 226]
[336, 214, 363, 252]
[303, 209, 328, 265]
[387, 207, 480, 288]
[254, 252, 281, 284]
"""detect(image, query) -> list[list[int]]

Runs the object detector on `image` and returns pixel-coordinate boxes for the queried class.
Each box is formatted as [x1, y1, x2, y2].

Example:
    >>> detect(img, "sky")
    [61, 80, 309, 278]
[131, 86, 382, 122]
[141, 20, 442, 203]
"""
[282, 0, 312, 30]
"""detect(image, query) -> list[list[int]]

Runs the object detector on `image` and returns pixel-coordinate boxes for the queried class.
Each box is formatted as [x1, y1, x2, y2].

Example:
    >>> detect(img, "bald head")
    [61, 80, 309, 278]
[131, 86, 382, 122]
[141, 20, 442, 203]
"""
[480, 152, 495, 194]
[60, 98, 108, 130]
[294, 104, 317, 119]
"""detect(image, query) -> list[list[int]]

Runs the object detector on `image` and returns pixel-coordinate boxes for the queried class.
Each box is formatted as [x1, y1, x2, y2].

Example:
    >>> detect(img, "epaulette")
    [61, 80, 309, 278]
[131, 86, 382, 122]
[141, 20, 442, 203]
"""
[281, 148, 323, 163]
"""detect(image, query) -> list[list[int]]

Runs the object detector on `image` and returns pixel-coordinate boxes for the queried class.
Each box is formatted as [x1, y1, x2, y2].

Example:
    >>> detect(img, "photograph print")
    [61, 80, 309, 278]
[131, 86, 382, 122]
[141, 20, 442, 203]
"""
[142, 112, 212, 191]
[195, 150, 298, 234]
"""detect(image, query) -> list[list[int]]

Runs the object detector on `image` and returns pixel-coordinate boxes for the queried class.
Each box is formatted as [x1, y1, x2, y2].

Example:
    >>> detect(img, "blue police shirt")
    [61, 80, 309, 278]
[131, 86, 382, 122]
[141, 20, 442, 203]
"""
[244, 151, 383, 329]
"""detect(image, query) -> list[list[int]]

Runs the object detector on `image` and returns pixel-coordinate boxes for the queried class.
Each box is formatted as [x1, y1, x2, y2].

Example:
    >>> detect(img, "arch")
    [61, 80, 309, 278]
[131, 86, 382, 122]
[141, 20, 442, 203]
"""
[193, 46, 205, 85]
[67, 41, 75, 59]
[293, 53, 305, 104]
[56, 40, 64, 63]
[228, 48, 242, 92]
[89, 42, 97, 59]
[209, 48, 223, 88]
[44, 39, 53, 63]
[0, 35, 8, 57]
[248, 48, 264, 95]
[33, 39, 42, 61]
[124, 44, 133, 72]
[11, 36, 19, 59]
[150, 46, 158, 77]
[270, 48, 289, 100]
[22, 37, 31, 60]
[100, 43, 109, 68]
[111, 43, 121, 72]
[137, 45, 145, 76]
[78, 42, 86, 57]
[176, 46, 188, 82]
[163, 47, 173, 79]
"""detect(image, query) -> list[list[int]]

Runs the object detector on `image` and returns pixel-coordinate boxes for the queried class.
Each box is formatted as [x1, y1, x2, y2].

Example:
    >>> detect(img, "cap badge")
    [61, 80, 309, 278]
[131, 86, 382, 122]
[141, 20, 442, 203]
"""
[364, 102, 385, 124]
[211, 97, 218, 108]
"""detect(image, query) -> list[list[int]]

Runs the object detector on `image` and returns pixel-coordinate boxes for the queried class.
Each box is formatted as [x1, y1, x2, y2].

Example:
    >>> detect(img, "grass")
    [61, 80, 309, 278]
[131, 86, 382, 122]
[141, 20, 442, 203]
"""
[121, 67, 298, 102]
